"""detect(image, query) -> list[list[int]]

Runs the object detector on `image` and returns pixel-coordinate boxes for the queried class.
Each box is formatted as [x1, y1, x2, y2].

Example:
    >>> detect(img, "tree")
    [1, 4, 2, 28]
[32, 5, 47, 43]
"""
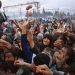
[54, 11, 59, 17]
[59, 12, 64, 19]
[25, 10, 28, 17]
[63, 12, 66, 16]
[67, 12, 70, 16]
[33, 9, 37, 17]
[47, 11, 53, 16]
[42, 8, 45, 14]
[73, 13, 75, 17]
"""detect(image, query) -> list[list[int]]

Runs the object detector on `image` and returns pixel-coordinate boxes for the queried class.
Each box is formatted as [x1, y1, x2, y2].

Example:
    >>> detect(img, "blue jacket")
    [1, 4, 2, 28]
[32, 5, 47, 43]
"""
[21, 34, 33, 63]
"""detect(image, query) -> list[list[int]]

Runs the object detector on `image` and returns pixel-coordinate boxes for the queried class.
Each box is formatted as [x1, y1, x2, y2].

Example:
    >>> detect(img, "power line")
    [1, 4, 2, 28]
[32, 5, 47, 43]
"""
[3, 1, 40, 13]
[3, 1, 40, 18]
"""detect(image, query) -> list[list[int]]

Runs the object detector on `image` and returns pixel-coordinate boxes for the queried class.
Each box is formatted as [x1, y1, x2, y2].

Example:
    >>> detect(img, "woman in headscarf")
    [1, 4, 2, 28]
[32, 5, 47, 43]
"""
[31, 34, 54, 53]
[39, 34, 54, 52]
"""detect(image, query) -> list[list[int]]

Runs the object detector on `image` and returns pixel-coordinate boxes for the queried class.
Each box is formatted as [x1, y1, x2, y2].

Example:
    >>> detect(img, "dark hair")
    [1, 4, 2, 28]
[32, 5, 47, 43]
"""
[1, 61, 17, 73]
[4, 36, 13, 44]
[4, 50, 17, 61]
[53, 33, 62, 42]
[68, 62, 75, 74]
[63, 45, 74, 65]
[43, 34, 54, 48]
[44, 47, 54, 56]
[58, 35, 67, 45]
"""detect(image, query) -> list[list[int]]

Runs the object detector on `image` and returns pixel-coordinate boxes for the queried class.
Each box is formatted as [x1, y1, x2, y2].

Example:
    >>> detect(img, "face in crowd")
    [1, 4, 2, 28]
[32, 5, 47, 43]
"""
[53, 45, 74, 64]
[4, 51, 17, 62]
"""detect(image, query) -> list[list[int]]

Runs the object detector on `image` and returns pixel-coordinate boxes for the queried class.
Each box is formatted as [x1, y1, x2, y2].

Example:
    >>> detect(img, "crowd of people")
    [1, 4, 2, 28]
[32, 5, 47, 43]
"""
[0, 17, 75, 75]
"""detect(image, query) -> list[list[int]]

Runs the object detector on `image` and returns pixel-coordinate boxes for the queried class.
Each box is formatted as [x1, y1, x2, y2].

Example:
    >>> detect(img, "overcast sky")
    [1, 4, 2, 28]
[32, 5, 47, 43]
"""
[2, 0, 75, 12]
[1, 0, 75, 19]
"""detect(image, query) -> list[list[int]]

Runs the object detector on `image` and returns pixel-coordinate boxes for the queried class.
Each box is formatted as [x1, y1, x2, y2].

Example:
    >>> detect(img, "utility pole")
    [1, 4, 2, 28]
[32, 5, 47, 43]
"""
[35, 2, 40, 18]
[19, 8, 22, 19]
[13, 12, 15, 19]
[3, 1, 40, 12]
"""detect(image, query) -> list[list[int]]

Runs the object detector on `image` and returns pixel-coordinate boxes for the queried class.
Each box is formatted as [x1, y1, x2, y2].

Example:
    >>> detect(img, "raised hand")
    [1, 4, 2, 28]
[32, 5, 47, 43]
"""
[26, 30, 34, 48]
[36, 64, 53, 75]
[0, 39, 11, 49]
[14, 60, 25, 66]
[13, 20, 22, 31]
[26, 30, 33, 42]
[13, 19, 34, 34]
[62, 63, 69, 71]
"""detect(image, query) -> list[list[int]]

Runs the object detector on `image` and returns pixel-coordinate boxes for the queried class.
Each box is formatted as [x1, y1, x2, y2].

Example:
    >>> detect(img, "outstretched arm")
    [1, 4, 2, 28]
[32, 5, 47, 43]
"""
[0, 39, 24, 58]
[13, 19, 34, 63]
[14, 60, 34, 71]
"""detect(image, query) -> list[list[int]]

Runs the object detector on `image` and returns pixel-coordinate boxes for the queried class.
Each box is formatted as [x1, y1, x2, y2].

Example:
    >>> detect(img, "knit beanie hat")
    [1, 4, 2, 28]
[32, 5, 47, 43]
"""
[37, 33, 43, 38]
[14, 33, 21, 41]
[33, 52, 52, 68]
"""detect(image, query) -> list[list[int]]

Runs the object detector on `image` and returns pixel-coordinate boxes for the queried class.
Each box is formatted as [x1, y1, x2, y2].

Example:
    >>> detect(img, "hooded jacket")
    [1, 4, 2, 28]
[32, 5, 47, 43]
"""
[30, 34, 54, 55]
[40, 34, 54, 52]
